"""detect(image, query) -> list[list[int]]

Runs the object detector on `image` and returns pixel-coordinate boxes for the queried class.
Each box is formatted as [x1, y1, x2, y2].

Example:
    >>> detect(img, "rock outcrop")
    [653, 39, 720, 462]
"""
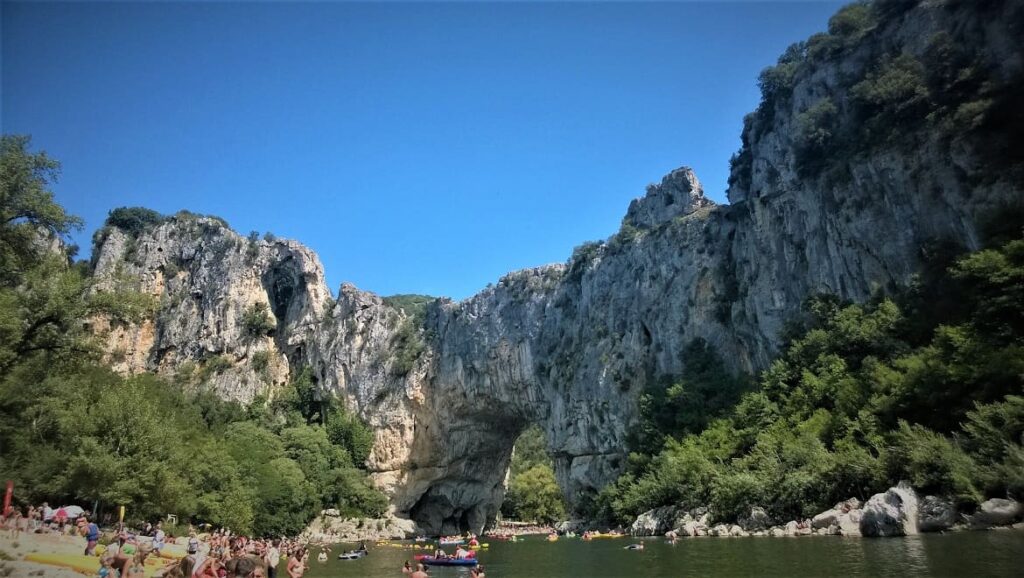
[300, 510, 421, 542]
[861, 484, 919, 538]
[917, 496, 957, 533]
[969, 498, 1023, 527]
[737, 507, 774, 532]
[89, 0, 1024, 535]
[630, 506, 679, 537]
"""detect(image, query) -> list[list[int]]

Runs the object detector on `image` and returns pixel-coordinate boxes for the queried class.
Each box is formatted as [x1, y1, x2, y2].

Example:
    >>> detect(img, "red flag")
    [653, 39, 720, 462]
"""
[2, 480, 12, 518]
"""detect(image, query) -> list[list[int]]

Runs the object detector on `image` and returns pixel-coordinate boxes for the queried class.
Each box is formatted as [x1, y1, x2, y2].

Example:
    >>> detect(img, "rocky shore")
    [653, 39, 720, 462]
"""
[627, 483, 1024, 539]
[299, 510, 421, 543]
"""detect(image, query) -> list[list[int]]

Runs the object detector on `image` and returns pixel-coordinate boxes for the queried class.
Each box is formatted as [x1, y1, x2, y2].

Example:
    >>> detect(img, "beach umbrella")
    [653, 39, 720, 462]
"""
[61, 505, 86, 518]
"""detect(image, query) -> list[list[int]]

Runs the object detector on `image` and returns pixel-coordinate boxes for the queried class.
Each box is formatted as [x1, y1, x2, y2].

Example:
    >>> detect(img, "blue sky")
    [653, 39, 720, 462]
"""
[2, 1, 841, 300]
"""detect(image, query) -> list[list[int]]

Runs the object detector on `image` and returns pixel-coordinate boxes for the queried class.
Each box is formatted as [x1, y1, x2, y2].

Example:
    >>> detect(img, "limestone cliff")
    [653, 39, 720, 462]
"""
[89, 0, 1023, 535]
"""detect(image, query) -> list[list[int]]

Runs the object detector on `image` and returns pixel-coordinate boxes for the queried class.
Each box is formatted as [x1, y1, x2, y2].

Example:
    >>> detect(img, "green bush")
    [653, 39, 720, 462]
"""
[105, 207, 164, 237]
[250, 351, 271, 382]
[851, 53, 930, 144]
[326, 408, 375, 467]
[888, 422, 981, 506]
[793, 98, 839, 176]
[827, 2, 876, 41]
[389, 317, 425, 376]
[240, 302, 276, 339]
[198, 355, 233, 382]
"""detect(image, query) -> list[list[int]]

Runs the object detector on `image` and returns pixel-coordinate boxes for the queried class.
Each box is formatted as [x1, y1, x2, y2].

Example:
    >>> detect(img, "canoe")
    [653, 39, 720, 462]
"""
[438, 539, 465, 546]
[415, 556, 478, 567]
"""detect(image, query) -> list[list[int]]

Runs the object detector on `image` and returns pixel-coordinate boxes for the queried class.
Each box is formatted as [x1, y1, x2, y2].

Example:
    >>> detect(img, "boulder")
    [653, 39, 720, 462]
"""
[917, 496, 957, 532]
[680, 520, 706, 537]
[838, 511, 862, 536]
[631, 506, 678, 536]
[784, 521, 799, 536]
[834, 498, 862, 511]
[861, 483, 919, 537]
[556, 519, 588, 534]
[970, 498, 1023, 527]
[811, 509, 840, 529]
[729, 525, 746, 537]
[768, 527, 786, 537]
[709, 524, 731, 537]
[737, 507, 774, 532]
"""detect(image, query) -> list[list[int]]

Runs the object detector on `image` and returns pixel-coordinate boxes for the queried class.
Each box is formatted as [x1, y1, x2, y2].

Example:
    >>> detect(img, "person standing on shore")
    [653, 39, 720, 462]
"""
[41, 502, 53, 529]
[79, 515, 100, 555]
[153, 522, 166, 556]
[264, 540, 280, 578]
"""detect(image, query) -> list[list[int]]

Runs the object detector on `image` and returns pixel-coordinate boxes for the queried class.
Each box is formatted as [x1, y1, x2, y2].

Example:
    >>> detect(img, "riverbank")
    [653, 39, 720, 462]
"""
[0, 531, 104, 578]
[626, 484, 1024, 539]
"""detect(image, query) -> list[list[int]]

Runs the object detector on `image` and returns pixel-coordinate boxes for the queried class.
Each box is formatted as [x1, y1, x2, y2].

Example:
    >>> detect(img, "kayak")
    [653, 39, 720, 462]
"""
[338, 550, 368, 560]
[415, 556, 478, 567]
[25, 553, 167, 577]
[438, 539, 465, 546]
[583, 533, 625, 540]
[468, 543, 489, 550]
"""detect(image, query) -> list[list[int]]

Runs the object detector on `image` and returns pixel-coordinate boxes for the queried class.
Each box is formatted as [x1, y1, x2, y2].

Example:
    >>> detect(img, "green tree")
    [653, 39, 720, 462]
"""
[0, 135, 82, 285]
[503, 464, 565, 523]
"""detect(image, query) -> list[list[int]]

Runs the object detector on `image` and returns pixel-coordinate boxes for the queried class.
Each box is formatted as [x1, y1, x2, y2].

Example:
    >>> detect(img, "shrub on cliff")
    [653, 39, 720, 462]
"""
[240, 302, 276, 339]
[106, 207, 165, 237]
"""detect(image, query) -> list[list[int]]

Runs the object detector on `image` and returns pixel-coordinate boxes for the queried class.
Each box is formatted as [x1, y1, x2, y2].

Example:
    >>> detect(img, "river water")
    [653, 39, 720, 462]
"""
[303, 530, 1024, 577]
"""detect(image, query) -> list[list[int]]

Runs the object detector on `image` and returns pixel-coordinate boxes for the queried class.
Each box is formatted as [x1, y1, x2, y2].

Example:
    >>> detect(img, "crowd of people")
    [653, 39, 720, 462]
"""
[3, 503, 500, 577]
[1, 502, 317, 578]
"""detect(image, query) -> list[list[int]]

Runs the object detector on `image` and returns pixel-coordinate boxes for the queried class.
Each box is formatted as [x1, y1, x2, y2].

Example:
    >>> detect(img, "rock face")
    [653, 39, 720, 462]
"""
[630, 506, 679, 537]
[89, 1, 1024, 535]
[301, 510, 420, 542]
[90, 217, 329, 403]
[917, 496, 957, 533]
[737, 507, 773, 532]
[861, 484, 919, 538]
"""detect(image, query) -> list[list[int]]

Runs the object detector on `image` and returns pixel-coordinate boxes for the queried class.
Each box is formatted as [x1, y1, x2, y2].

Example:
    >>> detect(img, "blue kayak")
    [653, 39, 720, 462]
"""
[418, 556, 478, 567]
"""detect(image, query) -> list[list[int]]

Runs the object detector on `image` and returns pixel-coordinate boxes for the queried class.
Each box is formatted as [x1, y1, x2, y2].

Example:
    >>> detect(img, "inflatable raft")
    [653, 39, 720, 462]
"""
[338, 550, 368, 560]
[415, 555, 478, 567]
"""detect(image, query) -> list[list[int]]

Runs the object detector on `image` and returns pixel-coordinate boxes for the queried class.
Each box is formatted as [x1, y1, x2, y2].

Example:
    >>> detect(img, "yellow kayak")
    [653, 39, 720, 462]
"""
[469, 544, 489, 550]
[25, 553, 168, 577]
[158, 545, 188, 559]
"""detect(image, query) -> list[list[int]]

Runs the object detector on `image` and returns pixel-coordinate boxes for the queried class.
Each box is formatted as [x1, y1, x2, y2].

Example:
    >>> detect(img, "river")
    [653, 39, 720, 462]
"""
[301, 530, 1024, 577]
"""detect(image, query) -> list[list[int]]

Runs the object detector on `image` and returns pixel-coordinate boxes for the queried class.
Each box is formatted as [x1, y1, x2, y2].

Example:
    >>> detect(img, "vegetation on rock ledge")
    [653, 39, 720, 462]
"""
[595, 227, 1024, 525]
